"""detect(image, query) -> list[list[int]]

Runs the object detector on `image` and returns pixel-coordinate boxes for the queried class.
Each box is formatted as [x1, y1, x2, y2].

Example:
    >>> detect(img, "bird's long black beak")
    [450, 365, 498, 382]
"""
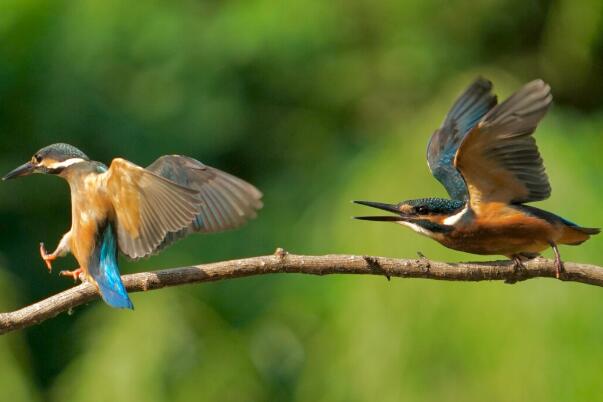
[2, 161, 35, 181]
[353, 200, 406, 222]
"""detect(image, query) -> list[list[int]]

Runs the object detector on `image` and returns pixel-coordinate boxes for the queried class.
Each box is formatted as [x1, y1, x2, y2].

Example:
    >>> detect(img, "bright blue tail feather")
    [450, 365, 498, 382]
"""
[89, 223, 133, 309]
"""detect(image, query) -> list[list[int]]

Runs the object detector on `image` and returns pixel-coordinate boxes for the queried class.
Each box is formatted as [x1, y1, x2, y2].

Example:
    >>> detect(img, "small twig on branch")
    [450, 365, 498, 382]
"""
[1, 249, 602, 335]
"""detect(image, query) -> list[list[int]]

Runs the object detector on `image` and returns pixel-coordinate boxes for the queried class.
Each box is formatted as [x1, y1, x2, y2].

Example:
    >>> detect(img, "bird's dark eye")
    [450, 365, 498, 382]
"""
[416, 206, 429, 214]
[32, 154, 43, 164]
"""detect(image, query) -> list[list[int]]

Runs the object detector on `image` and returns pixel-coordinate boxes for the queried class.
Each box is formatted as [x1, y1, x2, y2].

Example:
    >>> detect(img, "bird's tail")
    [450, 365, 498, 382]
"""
[562, 226, 600, 246]
[574, 227, 601, 235]
[88, 223, 133, 309]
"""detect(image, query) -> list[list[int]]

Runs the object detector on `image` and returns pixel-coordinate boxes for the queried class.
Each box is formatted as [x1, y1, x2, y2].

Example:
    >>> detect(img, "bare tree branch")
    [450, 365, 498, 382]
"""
[1, 249, 602, 335]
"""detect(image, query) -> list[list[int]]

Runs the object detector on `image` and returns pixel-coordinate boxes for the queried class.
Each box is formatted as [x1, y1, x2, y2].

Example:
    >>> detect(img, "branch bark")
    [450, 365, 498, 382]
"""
[1, 249, 602, 335]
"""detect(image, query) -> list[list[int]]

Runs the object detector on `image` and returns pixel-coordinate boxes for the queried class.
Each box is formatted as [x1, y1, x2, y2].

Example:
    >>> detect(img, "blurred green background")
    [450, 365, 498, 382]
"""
[1, 0, 603, 400]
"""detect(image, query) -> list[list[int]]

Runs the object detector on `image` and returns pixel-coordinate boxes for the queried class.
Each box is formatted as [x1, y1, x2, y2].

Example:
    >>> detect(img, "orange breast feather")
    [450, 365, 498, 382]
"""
[446, 203, 556, 256]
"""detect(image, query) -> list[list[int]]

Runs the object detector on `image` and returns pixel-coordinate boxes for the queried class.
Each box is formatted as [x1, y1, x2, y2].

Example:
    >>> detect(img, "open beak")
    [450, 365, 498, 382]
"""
[353, 200, 407, 222]
[2, 161, 36, 181]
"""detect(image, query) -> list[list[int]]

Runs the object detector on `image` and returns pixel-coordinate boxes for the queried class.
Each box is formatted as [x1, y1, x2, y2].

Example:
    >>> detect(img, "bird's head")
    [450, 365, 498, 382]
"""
[354, 197, 468, 236]
[2, 143, 90, 180]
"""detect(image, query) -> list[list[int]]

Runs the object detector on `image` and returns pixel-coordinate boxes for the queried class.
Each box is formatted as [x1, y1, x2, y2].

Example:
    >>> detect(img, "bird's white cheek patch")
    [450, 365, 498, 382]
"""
[47, 158, 85, 170]
[443, 206, 469, 226]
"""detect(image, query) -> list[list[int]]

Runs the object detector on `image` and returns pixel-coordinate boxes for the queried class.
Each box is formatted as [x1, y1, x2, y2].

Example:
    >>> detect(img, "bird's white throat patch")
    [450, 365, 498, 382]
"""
[443, 206, 469, 226]
[47, 158, 85, 170]
[397, 221, 433, 237]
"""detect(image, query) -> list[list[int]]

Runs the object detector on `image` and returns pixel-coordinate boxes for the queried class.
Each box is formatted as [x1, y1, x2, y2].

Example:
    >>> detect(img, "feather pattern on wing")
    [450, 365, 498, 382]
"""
[427, 78, 497, 200]
[454, 79, 552, 208]
[104, 158, 203, 259]
[146, 155, 263, 253]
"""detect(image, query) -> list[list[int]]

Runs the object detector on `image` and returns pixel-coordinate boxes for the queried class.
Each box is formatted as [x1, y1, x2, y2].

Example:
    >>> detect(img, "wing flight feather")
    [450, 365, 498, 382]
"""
[454, 79, 552, 208]
[104, 158, 203, 259]
[427, 78, 497, 200]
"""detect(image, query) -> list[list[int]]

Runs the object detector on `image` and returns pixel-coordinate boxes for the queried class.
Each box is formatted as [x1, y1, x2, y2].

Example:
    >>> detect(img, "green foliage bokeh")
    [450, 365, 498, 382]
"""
[1, 0, 602, 400]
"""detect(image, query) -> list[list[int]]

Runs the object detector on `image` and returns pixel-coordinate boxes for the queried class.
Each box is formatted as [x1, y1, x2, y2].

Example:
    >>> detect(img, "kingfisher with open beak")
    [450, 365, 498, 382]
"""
[355, 78, 599, 277]
[3, 144, 262, 309]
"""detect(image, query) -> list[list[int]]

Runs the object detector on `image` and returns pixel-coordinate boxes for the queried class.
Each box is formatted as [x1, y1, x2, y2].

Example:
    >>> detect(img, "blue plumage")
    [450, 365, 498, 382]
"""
[403, 197, 465, 214]
[445, 81, 495, 139]
[427, 78, 497, 200]
[88, 223, 133, 309]
[4, 143, 263, 310]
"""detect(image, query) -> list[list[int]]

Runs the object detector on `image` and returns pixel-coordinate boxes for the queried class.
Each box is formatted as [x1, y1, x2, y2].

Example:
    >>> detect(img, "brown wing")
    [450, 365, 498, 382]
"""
[427, 78, 497, 200]
[454, 79, 552, 210]
[103, 158, 203, 259]
[146, 155, 263, 252]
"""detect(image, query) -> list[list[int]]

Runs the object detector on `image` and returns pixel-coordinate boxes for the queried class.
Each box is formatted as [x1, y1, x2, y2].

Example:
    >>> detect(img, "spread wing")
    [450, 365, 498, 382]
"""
[146, 155, 263, 253]
[104, 158, 203, 259]
[427, 78, 498, 201]
[454, 79, 552, 209]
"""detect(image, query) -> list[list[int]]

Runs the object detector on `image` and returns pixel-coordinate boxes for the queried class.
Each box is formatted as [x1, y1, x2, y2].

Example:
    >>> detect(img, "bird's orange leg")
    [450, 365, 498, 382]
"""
[39, 242, 56, 272]
[39, 232, 72, 274]
[548, 241, 565, 279]
[60, 268, 84, 283]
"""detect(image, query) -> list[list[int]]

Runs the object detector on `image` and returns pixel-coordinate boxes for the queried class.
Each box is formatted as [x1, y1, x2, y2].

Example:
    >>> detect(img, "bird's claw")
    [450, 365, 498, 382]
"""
[554, 259, 565, 279]
[60, 268, 83, 283]
[505, 256, 526, 284]
[39, 242, 55, 273]
[512, 256, 526, 273]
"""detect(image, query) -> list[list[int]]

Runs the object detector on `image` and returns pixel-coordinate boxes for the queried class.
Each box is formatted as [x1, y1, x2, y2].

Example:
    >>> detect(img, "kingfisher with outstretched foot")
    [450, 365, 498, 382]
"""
[354, 78, 599, 277]
[3, 144, 262, 309]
